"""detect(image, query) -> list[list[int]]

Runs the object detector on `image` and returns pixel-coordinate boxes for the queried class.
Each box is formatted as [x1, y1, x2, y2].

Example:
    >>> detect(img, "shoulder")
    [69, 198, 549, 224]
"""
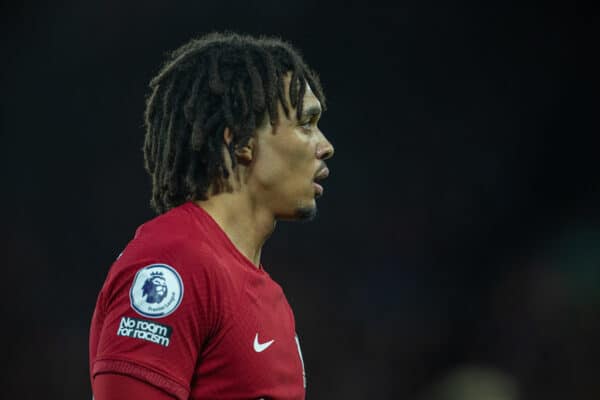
[121, 204, 221, 273]
[100, 205, 231, 310]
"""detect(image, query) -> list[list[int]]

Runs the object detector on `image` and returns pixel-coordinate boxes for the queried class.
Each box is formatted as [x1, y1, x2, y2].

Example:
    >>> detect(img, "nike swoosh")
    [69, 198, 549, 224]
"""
[253, 333, 275, 352]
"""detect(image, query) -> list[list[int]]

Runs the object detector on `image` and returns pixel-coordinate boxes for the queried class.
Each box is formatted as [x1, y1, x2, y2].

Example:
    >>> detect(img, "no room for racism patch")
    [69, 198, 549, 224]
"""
[117, 316, 173, 347]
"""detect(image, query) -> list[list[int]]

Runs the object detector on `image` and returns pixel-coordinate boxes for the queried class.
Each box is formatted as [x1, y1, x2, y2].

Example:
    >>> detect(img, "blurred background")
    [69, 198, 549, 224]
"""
[1, 1, 598, 399]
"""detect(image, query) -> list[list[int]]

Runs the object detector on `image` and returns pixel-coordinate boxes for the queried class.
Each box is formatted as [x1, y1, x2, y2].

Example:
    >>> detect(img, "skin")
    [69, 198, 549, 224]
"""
[196, 73, 335, 267]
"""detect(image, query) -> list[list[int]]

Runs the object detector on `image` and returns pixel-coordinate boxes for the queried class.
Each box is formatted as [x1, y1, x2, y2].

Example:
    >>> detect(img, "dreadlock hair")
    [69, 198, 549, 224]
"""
[143, 32, 326, 214]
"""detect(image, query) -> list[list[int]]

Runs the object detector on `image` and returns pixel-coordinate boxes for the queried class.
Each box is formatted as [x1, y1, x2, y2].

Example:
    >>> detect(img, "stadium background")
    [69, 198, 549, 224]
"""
[1, 2, 597, 399]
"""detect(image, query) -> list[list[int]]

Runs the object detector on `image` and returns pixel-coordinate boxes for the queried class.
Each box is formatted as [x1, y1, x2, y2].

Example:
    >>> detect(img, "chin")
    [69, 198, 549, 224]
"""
[276, 201, 317, 222]
[274, 194, 319, 222]
[293, 205, 317, 222]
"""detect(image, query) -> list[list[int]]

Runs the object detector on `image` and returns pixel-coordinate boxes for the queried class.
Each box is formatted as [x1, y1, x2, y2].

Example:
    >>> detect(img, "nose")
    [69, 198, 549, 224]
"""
[316, 132, 335, 161]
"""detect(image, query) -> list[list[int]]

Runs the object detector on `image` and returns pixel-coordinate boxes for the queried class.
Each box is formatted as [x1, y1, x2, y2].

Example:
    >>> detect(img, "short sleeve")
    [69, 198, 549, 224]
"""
[90, 254, 218, 400]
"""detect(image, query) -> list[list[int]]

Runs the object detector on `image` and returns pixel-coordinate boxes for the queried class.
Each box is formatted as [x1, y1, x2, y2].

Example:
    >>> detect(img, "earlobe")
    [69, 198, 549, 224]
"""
[223, 127, 253, 164]
[234, 138, 254, 164]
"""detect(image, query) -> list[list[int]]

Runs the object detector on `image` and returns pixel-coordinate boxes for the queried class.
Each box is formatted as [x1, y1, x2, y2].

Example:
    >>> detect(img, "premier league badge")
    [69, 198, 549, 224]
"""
[130, 264, 183, 318]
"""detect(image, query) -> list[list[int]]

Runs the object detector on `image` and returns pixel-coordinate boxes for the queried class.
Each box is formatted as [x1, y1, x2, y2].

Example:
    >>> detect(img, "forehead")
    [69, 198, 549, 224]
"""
[282, 73, 322, 116]
[302, 82, 319, 106]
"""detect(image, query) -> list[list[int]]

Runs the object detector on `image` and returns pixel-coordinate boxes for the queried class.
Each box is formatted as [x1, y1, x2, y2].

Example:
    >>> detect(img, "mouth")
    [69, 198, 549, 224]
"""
[313, 182, 324, 197]
[313, 166, 330, 197]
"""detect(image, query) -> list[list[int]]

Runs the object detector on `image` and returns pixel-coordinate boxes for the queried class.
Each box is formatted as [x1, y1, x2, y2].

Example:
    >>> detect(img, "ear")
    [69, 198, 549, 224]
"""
[223, 126, 234, 146]
[234, 137, 254, 164]
[223, 127, 254, 164]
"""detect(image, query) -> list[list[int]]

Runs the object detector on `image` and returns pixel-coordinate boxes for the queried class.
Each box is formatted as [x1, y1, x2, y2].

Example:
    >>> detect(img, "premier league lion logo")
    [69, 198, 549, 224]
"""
[131, 263, 183, 318]
[142, 271, 168, 304]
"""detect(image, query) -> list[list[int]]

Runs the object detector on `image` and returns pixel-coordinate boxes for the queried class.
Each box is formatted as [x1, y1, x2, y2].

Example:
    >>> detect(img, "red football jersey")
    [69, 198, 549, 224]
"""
[89, 202, 306, 400]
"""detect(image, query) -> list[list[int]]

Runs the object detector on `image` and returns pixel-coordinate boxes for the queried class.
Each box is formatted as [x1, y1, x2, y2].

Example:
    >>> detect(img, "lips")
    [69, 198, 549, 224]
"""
[314, 166, 330, 182]
[313, 166, 329, 197]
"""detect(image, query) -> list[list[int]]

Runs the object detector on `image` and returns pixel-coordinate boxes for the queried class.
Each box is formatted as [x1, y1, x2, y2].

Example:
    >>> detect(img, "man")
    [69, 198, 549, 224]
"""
[89, 32, 334, 400]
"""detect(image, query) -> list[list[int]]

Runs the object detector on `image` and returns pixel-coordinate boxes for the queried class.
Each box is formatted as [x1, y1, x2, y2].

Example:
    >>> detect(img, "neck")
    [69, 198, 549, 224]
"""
[194, 191, 276, 268]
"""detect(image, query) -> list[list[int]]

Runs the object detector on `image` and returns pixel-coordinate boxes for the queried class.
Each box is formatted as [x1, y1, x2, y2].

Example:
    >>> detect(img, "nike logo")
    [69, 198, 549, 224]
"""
[253, 333, 275, 352]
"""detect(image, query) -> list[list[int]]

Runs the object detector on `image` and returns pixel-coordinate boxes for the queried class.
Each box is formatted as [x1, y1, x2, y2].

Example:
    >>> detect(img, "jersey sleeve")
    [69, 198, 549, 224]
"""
[90, 247, 221, 400]
[93, 373, 177, 400]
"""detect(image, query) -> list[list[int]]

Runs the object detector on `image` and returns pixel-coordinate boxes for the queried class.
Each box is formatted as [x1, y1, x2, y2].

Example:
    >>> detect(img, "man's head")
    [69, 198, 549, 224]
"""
[144, 32, 334, 219]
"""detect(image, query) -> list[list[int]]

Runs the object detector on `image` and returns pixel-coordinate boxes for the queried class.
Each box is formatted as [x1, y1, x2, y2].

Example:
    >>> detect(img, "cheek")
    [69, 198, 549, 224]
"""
[255, 144, 306, 186]
[253, 150, 288, 188]
[252, 128, 317, 197]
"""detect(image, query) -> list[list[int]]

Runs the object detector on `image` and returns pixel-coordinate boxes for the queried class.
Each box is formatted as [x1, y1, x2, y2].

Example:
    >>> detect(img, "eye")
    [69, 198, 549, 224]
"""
[300, 117, 318, 131]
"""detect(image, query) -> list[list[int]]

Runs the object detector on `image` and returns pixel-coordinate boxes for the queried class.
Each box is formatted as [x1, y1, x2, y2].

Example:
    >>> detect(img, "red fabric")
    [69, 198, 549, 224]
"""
[93, 373, 175, 400]
[90, 202, 306, 400]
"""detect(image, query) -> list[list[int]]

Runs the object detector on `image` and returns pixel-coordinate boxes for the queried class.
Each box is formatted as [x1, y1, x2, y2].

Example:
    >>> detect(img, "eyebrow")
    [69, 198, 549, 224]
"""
[301, 105, 322, 120]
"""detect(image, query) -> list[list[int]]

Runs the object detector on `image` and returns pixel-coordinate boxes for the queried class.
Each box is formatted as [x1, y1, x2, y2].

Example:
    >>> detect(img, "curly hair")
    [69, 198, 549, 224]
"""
[143, 32, 326, 214]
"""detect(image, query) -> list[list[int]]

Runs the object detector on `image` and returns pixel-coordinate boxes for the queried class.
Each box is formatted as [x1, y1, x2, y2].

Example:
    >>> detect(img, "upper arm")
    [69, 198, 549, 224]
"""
[93, 373, 176, 400]
[90, 256, 219, 400]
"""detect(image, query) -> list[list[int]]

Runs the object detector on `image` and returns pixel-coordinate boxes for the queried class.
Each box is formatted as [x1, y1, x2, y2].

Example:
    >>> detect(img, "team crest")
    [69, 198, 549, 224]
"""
[130, 264, 183, 318]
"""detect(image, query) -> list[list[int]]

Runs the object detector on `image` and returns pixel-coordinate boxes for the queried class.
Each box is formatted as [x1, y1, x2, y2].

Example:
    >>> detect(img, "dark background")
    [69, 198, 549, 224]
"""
[1, 1, 598, 399]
